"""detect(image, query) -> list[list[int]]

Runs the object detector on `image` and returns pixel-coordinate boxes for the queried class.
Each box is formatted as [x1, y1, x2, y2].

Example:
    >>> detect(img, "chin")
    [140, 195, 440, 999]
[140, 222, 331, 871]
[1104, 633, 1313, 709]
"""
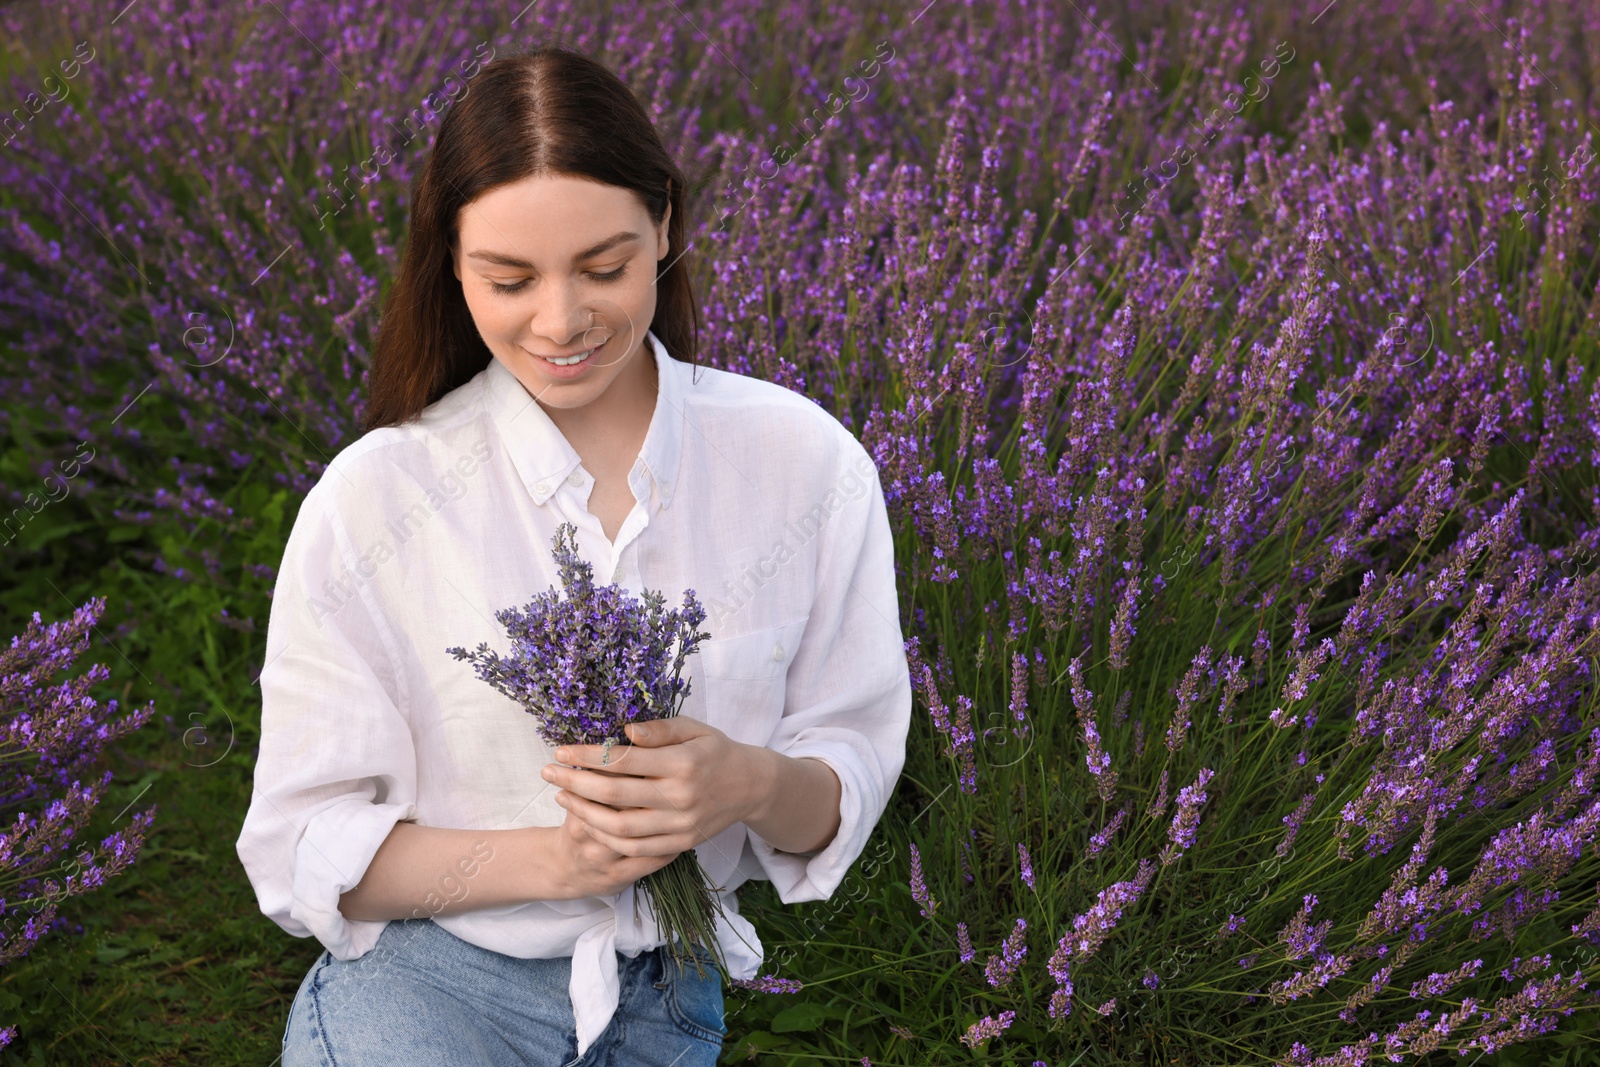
[536, 387, 603, 408]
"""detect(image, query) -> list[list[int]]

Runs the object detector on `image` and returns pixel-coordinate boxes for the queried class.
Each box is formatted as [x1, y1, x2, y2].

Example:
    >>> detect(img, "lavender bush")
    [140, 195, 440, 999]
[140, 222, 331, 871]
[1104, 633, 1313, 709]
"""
[0, 599, 156, 1049]
[683, 3, 1600, 1061]
[446, 523, 730, 978]
[3, 0, 1600, 1062]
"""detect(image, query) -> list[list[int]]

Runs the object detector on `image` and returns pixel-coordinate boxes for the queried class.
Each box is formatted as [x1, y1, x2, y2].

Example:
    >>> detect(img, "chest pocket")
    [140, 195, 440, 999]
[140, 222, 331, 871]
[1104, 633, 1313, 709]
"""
[696, 617, 809, 745]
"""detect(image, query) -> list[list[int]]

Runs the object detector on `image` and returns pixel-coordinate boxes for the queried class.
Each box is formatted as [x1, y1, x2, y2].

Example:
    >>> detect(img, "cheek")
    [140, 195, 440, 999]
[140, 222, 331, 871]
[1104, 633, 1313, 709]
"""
[619, 276, 658, 331]
[472, 295, 520, 339]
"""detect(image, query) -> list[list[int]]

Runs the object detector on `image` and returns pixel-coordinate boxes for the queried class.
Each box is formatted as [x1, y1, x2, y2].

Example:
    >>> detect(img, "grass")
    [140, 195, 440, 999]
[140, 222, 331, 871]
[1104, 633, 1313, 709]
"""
[0, 482, 319, 1064]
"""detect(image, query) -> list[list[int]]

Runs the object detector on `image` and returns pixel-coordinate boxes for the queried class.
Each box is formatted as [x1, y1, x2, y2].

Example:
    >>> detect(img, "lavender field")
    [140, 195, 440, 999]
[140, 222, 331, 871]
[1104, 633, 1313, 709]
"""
[4, 0, 1600, 1063]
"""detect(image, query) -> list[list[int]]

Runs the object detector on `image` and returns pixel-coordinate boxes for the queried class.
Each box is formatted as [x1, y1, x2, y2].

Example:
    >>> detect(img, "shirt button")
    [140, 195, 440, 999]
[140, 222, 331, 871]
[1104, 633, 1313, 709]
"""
[771, 643, 784, 662]
[567, 471, 584, 487]
[534, 480, 549, 495]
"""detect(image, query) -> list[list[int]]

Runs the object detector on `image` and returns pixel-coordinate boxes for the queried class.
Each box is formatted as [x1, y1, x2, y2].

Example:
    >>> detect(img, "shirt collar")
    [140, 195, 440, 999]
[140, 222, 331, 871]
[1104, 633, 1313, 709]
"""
[483, 329, 685, 509]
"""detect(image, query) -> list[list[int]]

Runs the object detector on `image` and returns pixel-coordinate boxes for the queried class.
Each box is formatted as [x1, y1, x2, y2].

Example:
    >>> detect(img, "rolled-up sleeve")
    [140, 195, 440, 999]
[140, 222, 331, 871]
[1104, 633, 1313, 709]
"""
[745, 439, 912, 902]
[235, 476, 419, 961]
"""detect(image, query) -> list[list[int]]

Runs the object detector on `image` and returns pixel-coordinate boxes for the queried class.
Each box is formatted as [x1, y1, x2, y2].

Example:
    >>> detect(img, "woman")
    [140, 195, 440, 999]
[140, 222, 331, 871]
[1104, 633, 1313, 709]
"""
[234, 44, 911, 1067]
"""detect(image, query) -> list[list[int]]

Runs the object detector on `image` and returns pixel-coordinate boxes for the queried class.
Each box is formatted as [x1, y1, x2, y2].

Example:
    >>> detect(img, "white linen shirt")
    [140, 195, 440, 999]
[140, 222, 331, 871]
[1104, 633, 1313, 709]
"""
[235, 329, 911, 1057]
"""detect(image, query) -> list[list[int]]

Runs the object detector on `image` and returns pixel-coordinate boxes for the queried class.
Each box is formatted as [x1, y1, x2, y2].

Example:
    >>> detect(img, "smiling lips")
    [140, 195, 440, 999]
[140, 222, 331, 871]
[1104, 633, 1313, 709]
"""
[534, 336, 607, 367]
[543, 348, 593, 366]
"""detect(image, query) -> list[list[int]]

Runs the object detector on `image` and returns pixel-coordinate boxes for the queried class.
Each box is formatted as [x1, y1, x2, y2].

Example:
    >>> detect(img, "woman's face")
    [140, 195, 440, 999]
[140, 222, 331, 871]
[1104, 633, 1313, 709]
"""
[451, 172, 671, 412]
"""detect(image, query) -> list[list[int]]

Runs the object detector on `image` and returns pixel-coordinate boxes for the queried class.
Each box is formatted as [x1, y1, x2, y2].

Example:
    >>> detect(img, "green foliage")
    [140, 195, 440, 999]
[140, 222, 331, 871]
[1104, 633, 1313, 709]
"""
[0, 389, 311, 1064]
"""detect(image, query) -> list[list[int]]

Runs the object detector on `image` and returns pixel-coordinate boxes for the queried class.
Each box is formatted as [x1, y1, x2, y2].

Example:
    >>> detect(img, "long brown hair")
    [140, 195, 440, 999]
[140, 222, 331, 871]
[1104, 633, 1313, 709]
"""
[361, 45, 700, 432]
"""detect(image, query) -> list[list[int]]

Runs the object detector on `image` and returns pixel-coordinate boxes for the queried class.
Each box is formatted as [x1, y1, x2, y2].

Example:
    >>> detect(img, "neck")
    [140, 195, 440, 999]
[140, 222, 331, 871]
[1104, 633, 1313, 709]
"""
[541, 336, 658, 443]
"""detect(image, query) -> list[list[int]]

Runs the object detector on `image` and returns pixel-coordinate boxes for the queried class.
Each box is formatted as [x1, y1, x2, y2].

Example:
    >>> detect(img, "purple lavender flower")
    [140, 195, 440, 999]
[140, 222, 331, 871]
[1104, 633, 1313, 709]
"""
[960, 1009, 1015, 1048]
[1279, 793, 1316, 858]
[1501, 955, 1554, 982]
[1167, 648, 1210, 752]
[1069, 657, 1118, 801]
[1048, 859, 1157, 977]
[909, 841, 936, 918]
[983, 917, 1028, 988]
[1268, 954, 1353, 1005]
[1088, 806, 1130, 856]
[1147, 766, 1169, 820]
[1009, 650, 1030, 737]
[1161, 768, 1216, 865]
[1048, 980, 1074, 1021]
[730, 975, 804, 993]
[1409, 959, 1482, 999]
[1280, 894, 1332, 961]
[1017, 843, 1036, 891]
[447, 524, 708, 748]
[0, 599, 156, 977]
[1214, 656, 1249, 724]
[1572, 894, 1600, 945]
[951, 694, 978, 795]
[447, 523, 722, 975]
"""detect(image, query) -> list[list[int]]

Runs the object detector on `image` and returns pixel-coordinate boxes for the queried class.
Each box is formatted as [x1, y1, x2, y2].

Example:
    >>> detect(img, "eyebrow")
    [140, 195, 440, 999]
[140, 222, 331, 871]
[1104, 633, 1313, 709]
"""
[465, 231, 643, 269]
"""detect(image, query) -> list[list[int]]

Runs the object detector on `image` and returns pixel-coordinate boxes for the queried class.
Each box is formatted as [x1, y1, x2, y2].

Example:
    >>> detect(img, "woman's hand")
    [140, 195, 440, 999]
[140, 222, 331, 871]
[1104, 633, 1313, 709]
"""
[539, 718, 771, 859]
[550, 811, 681, 899]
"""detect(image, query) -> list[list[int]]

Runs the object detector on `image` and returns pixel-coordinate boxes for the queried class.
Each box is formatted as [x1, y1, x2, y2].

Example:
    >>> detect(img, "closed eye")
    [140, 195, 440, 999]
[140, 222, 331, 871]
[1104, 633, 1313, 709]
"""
[488, 264, 628, 296]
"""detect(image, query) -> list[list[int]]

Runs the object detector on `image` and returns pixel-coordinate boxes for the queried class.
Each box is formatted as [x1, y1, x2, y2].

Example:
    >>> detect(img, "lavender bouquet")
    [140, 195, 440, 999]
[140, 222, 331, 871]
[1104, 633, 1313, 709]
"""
[446, 522, 730, 978]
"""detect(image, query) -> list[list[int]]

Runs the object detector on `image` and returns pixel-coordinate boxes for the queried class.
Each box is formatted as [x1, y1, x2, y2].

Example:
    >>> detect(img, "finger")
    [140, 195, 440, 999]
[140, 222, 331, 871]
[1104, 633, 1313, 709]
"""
[542, 765, 630, 803]
[625, 717, 711, 747]
[562, 810, 593, 840]
[559, 790, 672, 837]
[554, 741, 651, 773]
[584, 765, 648, 781]
[575, 817, 689, 859]
[557, 788, 623, 820]
[632, 854, 683, 880]
[555, 770, 653, 810]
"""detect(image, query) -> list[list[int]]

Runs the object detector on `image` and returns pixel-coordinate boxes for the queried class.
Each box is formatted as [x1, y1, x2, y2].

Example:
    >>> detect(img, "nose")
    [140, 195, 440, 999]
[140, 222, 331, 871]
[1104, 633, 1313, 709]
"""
[527, 279, 598, 349]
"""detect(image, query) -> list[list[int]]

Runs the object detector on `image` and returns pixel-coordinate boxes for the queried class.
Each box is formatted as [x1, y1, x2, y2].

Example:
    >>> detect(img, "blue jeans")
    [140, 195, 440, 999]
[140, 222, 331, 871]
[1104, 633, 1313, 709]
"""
[281, 918, 726, 1066]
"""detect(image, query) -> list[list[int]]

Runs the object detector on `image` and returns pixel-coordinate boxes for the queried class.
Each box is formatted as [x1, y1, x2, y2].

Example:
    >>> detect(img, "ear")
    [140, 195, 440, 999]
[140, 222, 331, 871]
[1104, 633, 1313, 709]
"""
[656, 199, 672, 261]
